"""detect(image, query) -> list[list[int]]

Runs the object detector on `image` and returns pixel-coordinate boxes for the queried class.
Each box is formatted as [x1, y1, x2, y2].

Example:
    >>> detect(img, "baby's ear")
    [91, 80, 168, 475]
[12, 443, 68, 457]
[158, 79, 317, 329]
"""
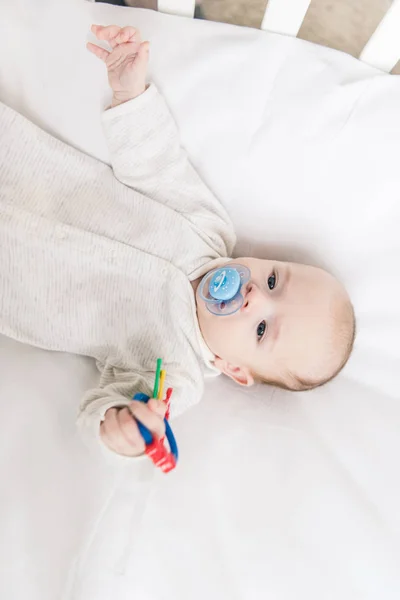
[213, 358, 254, 387]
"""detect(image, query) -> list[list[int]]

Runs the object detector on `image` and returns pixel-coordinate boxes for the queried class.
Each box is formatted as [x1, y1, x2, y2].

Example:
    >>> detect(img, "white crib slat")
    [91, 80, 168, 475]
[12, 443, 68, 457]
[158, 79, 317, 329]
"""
[158, 0, 196, 18]
[261, 0, 311, 36]
[359, 0, 400, 72]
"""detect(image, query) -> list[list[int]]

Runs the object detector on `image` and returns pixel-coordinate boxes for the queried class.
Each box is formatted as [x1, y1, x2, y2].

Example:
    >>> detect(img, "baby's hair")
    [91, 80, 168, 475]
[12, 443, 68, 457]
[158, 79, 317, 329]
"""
[257, 299, 356, 392]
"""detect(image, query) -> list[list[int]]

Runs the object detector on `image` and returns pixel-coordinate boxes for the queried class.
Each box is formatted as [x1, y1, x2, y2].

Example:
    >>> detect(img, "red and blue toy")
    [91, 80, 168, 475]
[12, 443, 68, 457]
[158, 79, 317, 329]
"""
[132, 358, 178, 473]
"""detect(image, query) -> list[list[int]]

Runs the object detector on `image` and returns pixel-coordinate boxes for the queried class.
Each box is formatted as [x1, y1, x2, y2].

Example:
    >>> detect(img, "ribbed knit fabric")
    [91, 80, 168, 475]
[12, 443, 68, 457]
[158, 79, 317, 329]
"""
[0, 85, 236, 459]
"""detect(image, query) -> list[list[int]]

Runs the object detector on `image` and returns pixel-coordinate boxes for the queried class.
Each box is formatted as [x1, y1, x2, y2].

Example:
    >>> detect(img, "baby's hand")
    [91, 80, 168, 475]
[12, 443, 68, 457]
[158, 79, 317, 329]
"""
[87, 25, 149, 107]
[100, 399, 166, 457]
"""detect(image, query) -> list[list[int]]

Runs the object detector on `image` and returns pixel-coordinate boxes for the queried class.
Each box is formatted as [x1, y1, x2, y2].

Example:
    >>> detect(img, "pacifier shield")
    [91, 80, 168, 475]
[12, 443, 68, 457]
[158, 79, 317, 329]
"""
[209, 268, 241, 301]
[199, 263, 250, 316]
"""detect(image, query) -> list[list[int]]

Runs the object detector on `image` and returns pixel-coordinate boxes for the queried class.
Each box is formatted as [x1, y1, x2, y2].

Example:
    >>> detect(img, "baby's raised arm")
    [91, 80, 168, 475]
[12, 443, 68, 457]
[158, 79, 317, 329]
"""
[88, 25, 235, 259]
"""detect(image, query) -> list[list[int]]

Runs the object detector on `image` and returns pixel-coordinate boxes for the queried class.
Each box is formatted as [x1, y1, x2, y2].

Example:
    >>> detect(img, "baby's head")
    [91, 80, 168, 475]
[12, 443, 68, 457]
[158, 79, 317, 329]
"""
[195, 258, 355, 390]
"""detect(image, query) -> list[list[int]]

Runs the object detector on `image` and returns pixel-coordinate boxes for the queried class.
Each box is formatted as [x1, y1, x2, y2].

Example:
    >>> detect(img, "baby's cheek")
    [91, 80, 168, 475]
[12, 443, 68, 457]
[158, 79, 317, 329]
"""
[204, 319, 226, 356]
[218, 320, 243, 359]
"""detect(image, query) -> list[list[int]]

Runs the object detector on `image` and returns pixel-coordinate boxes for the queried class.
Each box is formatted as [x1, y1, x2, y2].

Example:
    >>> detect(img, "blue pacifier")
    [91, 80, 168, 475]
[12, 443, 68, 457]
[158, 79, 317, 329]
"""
[199, 263, 251, 316]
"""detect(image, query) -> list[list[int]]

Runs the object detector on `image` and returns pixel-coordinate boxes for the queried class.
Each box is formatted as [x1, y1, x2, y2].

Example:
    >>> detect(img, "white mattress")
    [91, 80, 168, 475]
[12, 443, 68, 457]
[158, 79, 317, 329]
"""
[1, 1, 400, 598]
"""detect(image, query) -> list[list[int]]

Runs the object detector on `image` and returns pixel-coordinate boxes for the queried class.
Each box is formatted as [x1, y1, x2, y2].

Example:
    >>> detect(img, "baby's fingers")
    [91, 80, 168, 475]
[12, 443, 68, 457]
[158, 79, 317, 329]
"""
[91, 24, 138, 48]
[115, 26, 139, 45]
[101, 407, 144, 456]
[129, 401, 165, 439]
[147, 398, 167, 418]
[86, 41, 110, 62]
[91, 24, 120, 43]
[100, 402, 165, 458]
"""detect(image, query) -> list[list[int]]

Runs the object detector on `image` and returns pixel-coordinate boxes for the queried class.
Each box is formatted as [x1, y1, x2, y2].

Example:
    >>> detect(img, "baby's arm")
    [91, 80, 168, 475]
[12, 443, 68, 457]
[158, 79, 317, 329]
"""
[77, 366, 164, 460]
[88, 25, 236, 259]
[77, 363, 200, 460]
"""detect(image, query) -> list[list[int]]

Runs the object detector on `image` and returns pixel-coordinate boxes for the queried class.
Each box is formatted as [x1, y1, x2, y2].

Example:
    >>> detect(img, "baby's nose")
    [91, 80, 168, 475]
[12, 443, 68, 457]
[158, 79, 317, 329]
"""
[241, 282, 268, 310]
[241, 282, 256, 309]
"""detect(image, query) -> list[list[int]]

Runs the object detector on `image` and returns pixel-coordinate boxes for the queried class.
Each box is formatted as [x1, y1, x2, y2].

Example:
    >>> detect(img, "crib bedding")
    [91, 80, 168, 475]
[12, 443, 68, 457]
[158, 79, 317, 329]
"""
[1, 1, 400, 599]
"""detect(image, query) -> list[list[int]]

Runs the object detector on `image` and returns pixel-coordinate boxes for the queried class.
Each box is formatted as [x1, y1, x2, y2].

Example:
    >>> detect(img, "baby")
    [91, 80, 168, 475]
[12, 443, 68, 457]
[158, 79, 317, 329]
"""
[0, 25, 355, 461]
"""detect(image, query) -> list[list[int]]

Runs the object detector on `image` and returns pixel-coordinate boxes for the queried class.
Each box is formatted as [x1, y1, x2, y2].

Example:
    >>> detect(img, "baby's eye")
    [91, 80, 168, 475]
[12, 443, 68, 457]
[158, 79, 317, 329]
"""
[257, 320, 267, 341]
[268, 272, 276, 290]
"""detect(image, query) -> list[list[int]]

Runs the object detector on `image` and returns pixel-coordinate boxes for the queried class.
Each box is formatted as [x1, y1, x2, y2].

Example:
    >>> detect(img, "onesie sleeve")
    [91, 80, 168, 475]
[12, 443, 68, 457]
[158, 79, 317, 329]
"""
[76, 362, 202, 464]
[101, 85, 236, 260]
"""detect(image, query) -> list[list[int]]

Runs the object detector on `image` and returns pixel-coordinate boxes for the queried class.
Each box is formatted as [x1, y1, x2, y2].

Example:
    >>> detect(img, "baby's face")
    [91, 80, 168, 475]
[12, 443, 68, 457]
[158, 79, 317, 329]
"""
[195, 258, 353, 389]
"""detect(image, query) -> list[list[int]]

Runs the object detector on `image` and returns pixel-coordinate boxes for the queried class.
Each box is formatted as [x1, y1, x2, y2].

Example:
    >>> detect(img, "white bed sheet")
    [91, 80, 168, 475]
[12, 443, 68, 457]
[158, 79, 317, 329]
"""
[1, 1, 400, 598]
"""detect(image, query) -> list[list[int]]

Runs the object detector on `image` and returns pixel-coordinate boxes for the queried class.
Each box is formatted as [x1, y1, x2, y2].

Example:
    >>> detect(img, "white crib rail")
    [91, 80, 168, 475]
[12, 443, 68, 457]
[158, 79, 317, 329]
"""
[158, 0, 195, 18]
[260, 0, 311, 37]
[118, 0, 400, 73]
[359, 0, 400, 72]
